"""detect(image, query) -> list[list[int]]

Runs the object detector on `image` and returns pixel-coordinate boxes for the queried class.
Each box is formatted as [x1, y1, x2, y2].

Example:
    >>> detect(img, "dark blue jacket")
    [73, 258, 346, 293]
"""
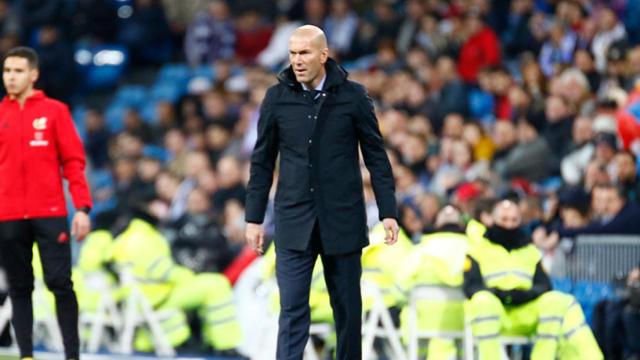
[558, 202, 640, 238]
[245, 59, 396, 254]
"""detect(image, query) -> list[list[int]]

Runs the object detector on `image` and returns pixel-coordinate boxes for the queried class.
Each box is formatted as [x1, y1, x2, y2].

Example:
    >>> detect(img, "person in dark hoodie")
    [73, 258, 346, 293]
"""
[464, 199, 602, 360]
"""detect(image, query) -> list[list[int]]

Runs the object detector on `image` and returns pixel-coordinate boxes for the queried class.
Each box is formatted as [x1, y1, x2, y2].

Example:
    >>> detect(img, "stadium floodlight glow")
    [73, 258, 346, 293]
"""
[117, 5, 133, 19]
[93, 50, 125, 66]
[74, 49, 93, 65]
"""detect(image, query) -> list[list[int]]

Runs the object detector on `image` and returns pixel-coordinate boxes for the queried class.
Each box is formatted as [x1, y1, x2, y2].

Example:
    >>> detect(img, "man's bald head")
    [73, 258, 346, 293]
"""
[289, 24, 329, 89]
[492, 200, 522, 229]
[290, 25, 328, 50]
[434, 205, 463, 228]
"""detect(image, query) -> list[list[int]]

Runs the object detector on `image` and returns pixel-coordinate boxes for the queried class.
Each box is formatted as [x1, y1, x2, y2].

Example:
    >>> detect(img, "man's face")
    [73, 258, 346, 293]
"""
[493, 201, 522, 229]
[601, 188, 624, 218]
[615, 153, 637, 182]
[2, 56, 38, 98]
[289, 35, 327, 87]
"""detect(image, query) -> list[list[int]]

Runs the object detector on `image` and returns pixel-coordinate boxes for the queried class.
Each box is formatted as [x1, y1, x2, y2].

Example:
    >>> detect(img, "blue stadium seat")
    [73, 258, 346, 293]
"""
[551, 276, 573, 294]
[157, 63, 191, 84]
[75, 45, 129, 90]
[572, 281, 615, 325]
[72, 105, 88, 142]
[140, 100, 158, 124]
[89, 169, 114, 190]
[191, 65, 216, 81]
[149, 81, 184, 103]
[104, 103, 127, 133]
[113, 85, 148, 109]
[142, 145, 169, 163]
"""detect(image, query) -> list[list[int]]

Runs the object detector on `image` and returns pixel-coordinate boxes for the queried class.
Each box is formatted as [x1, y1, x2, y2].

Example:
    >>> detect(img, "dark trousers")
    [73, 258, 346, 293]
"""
[275, 222, 362, 360]
[0, 217, 79, 359]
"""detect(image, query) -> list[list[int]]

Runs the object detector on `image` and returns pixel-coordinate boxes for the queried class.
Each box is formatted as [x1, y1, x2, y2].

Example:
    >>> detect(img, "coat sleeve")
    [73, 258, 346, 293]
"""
[354, 86, 397, 220]
[463, 255, 486, 298]
[55, 103, 92, 210]
[500, 261, 551, 305]
[245, 87, 279, 224]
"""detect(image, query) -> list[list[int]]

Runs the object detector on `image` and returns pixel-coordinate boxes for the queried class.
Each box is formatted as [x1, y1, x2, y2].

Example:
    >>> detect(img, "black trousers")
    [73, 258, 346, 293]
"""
[275, 221, 362, 360]
[0, 217, 79, 359]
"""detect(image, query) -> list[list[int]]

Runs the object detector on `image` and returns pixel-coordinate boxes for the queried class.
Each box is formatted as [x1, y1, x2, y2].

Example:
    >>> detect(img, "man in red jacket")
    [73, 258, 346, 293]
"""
[0, 47, 92, 360]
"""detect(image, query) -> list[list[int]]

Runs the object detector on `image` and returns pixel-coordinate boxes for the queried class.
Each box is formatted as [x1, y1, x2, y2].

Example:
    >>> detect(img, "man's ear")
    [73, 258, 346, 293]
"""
[30, 68, 39, 83]
[321, 48, 329, 64]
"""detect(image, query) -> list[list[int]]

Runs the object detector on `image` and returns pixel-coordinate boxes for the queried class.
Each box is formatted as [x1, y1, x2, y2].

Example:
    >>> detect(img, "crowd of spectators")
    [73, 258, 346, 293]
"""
[0, 0, 640, 356]
[2, 0, 639, 274]
[1, 0, 640, 354]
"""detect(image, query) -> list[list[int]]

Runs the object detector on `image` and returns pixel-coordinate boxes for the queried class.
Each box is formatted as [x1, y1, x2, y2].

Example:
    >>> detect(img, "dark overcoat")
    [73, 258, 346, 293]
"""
[245, 58, 396, 255]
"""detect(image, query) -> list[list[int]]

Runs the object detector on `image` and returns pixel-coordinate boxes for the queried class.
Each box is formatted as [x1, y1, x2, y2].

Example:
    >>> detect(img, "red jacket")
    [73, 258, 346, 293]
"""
[0, 90, 92, 221]
[457, 26, 501, 83]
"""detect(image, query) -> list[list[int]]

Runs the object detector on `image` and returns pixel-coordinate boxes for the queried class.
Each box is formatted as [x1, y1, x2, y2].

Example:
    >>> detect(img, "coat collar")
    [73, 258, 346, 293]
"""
[277, 58, 348, 92]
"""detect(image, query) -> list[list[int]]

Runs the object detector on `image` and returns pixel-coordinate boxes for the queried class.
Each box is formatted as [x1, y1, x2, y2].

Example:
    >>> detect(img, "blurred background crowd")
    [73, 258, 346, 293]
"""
[1, 0, 640, 358]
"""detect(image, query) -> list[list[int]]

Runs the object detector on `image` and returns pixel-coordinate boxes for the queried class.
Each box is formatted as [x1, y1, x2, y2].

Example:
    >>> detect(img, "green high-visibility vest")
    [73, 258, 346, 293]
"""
[468, 236, 541, 290]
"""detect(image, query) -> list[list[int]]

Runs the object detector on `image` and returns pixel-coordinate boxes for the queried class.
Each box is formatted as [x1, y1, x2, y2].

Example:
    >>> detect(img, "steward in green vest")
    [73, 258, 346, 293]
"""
[398, 205, 469, 360]
[464, 200, 602, 360]
[77, 201, 243, 357]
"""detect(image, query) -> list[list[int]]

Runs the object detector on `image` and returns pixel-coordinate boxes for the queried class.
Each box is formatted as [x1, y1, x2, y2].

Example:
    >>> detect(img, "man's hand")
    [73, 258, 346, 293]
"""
[71, 211, 91, 241]
[246, 222, 265, 254]
[382, 218, 399, 245]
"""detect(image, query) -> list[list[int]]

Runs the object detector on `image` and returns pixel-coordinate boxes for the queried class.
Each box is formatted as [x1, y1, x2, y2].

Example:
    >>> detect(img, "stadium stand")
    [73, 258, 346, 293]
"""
[1, 0, 640, 358]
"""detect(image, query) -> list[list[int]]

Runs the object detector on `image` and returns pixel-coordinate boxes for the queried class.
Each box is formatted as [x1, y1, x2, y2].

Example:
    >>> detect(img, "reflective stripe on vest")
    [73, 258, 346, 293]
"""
[411, 284, 466, 302]
[470, 236, 540, 290]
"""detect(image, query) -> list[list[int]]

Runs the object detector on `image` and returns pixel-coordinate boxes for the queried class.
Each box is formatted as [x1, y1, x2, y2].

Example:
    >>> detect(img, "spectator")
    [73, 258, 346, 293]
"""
[234, 10, 273, 64]
[561, 115, 595, 185]
[558, 67, 594, 115]
[494, 116, 553, 182]
[70, 0, 118, 43]
[462, 120, 495, 162]
[574, 49, 602, 93]
[613, 150, 640, 203]
[118, 0, 172, 65]
[592, 7, 627, 72]
[161, 0, 208, 38]
[169, 150, 210, 220]
[457, 11, 501, 83]
[257, 16, 302, 70]
[112, 157, 143, 214]
[490, 121, 517, 165]
[395, 0, 423, 54]
[17, 0, 67, 43]
[556, 183, 640, 237]
[34, 25, 75, 102]
[593, 265, 640, 360]
[164, 128, 189, 178]
[212, 156, 246, 212]
[414, 13, 449, 59]
[543, 95, 575, 160]
[123, 108, 154, 144]
[183, 0, 235, 67]
[154, 170, 182, 220]
[501, 0, 538, 58]
[625, 0, 640, 44]
[0, 0, 19, 53]
[324, 0, 358, 58]
[303, 0, 326, 28]
[168, 187, 235, 273]
[84, 109, 111, 169]
[425, 57, 468, 133]
[539, 20, 577, 77]
[560, 0, 586, 30]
